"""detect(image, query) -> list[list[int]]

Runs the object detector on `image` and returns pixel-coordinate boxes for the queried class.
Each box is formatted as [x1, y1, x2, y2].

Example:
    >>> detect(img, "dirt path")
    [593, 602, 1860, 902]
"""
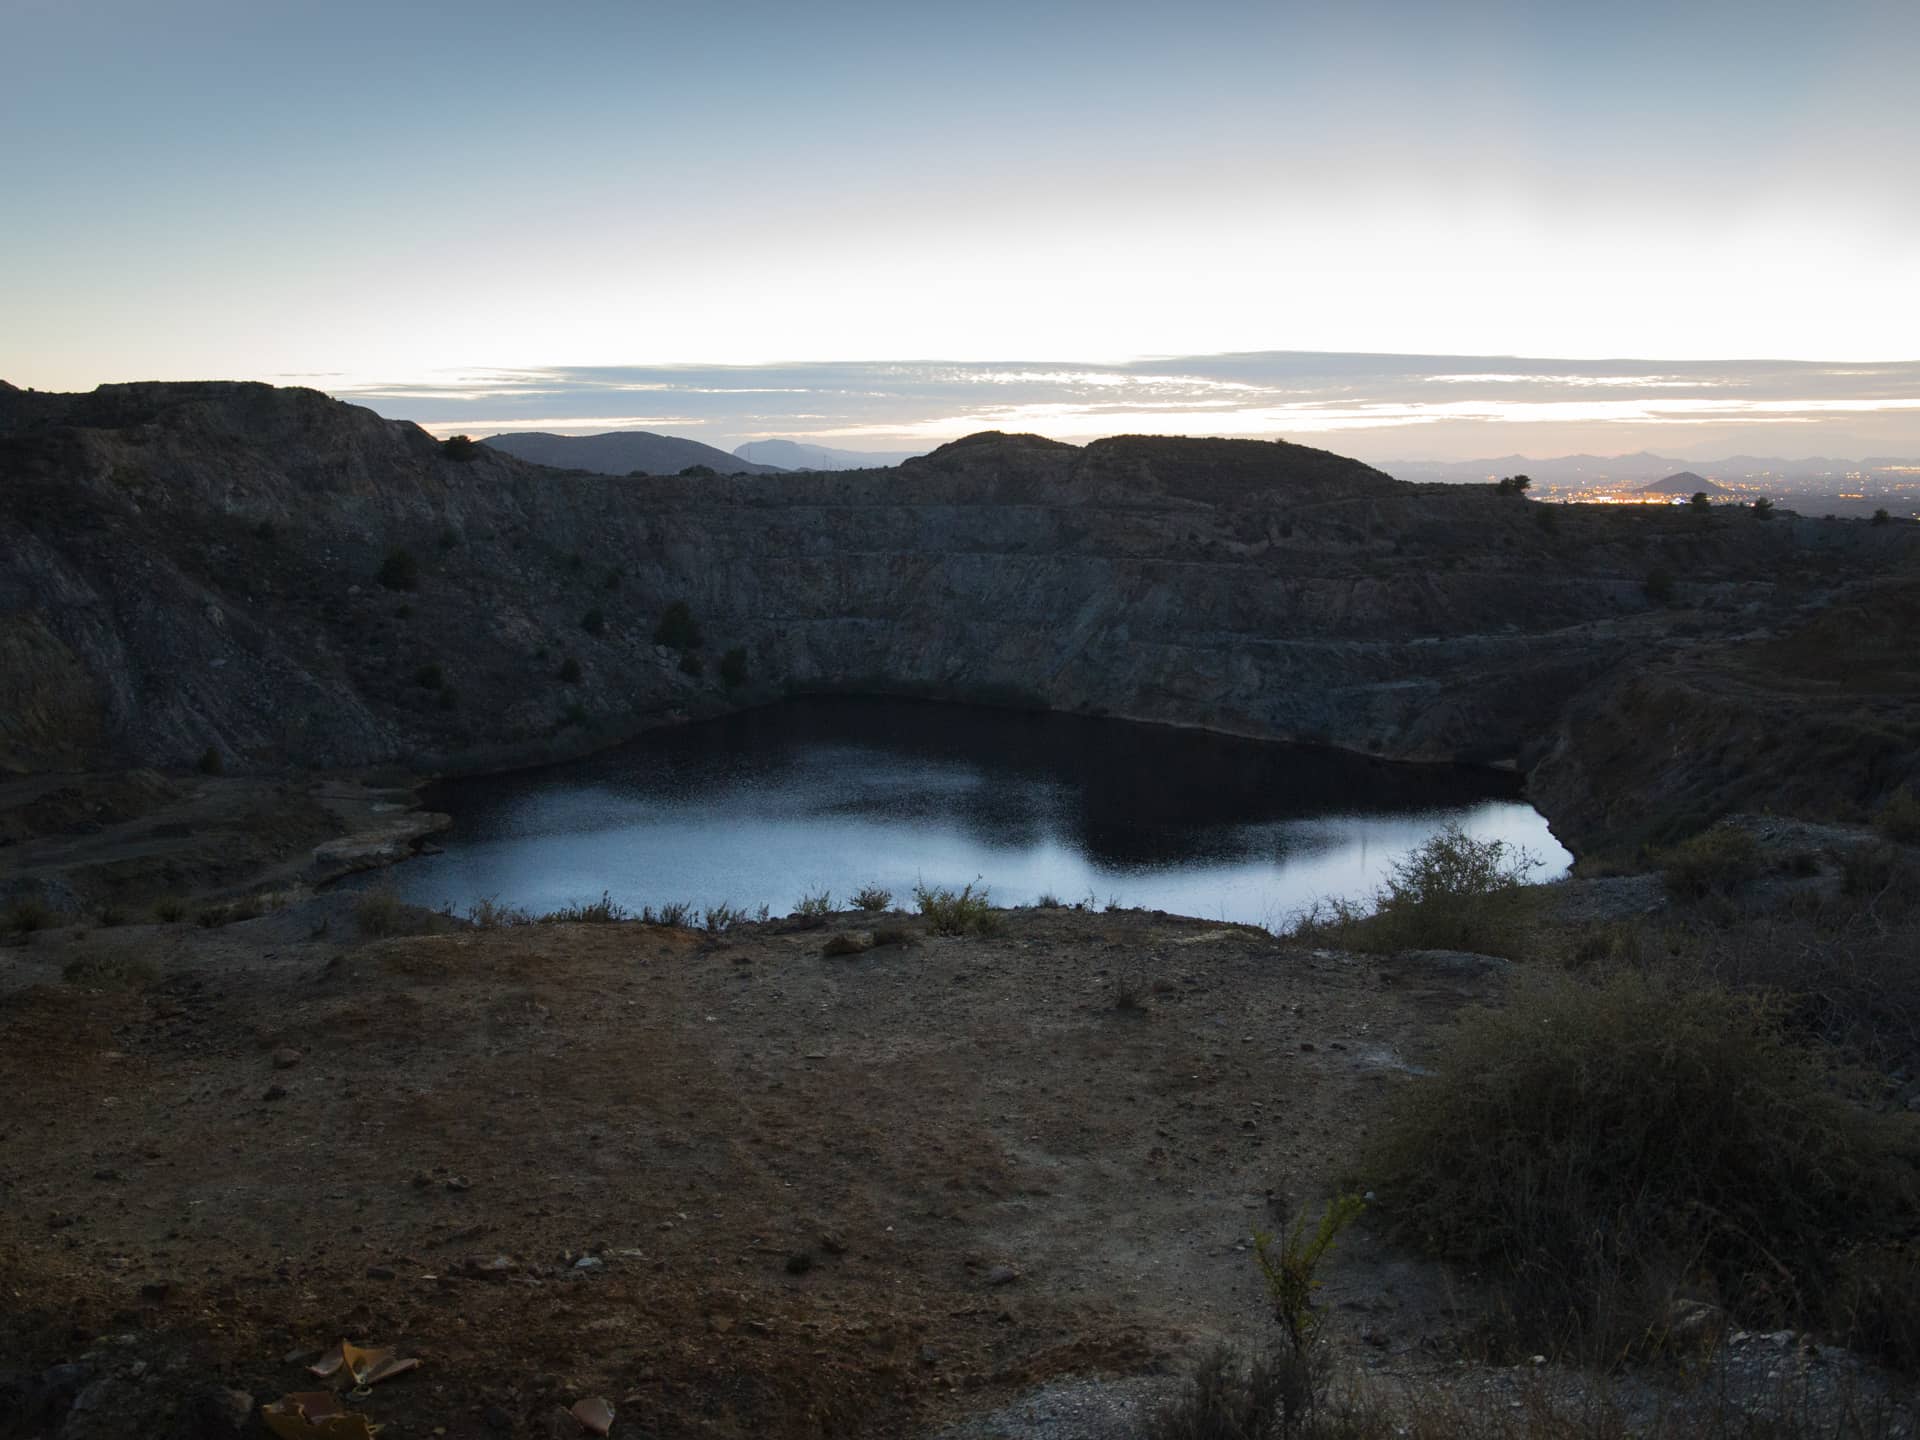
[0, 903, 1493, 1438]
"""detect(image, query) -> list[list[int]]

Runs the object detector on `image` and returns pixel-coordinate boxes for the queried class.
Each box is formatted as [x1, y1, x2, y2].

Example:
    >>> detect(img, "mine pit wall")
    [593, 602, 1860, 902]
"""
[3, 381, 1916, 859]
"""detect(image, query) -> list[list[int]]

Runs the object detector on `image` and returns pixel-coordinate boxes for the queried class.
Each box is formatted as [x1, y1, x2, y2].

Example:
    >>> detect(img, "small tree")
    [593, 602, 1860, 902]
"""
[377, 546, 419, 591]
[654, 600, 702, 650]
[1691, 491, 1712, 513]
[719, 646, 748, 688]
[1753, 496, 1775, 520]
[441, 434, 479, 461]
[678, 463, 717, 479]
[1495, 474, 1533, 496]
[1873, 507, 1892, 526]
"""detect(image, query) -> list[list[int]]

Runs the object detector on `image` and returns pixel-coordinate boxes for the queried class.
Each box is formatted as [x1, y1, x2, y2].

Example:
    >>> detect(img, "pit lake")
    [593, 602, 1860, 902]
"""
[384, 696, 1570, 928]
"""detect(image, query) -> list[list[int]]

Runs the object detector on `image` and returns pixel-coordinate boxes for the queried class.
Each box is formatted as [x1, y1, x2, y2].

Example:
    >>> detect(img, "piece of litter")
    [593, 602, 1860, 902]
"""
[308, 1340, 421, 1387]
[262, 1391, 378, 1439]
[571, 1396, 615, 1435]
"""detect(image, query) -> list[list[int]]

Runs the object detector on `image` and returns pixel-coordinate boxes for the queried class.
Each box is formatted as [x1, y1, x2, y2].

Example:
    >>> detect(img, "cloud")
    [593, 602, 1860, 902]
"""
[335, 352, 1920, 461]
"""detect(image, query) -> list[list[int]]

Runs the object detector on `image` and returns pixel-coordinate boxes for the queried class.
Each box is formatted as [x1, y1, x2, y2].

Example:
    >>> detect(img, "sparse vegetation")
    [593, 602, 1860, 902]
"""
[197, 894, 265, 927]
[1035, 893, 1064, 909]
[852, 884, 893, 912]
[4, 896, 54, 934]
[703, 902, 746, 932]
[96, 902, 126, 927]
[870, 926, 919, 949]
[1113, 976, 1147, 1011]
[1364, 967, 1920, 1358]
[152, 896, 188, 923]
[538, 891, 630, 924]
[1874, 785, 1920, 844]
[822, 932, 871, 957]
[467, 896, 533, 929]
[440, 434, 478, 461]
[377, 545, 419, 590]
[793, 889, 834, 926]
[354, 886, 412, 936]
[914, 881, 999, 936]
[63, 953, 158, 990]
[645, 900, 694, 927]
[654, 600, 702, 650]
[1660, 825, 1763, 900]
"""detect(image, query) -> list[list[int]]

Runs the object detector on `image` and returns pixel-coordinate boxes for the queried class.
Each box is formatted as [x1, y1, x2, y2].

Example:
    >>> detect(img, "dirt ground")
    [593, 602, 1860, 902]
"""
[0, 859, 1504, 1439]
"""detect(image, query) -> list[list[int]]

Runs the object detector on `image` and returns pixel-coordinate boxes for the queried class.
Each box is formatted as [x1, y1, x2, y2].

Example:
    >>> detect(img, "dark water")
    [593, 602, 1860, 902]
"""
[386, 697, 1569, 928]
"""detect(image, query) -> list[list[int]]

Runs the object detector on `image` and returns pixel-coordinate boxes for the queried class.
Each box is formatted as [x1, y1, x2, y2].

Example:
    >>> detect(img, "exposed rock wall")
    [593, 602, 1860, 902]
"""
[3, 381, 1916, 852]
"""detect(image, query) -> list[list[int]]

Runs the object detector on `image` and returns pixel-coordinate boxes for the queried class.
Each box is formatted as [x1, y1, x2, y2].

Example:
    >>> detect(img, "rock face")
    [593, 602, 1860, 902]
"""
[3, 381, 1916, 853]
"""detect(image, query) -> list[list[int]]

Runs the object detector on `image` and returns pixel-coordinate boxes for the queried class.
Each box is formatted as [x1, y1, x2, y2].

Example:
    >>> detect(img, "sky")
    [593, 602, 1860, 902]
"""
[4, 0, 1917, 459]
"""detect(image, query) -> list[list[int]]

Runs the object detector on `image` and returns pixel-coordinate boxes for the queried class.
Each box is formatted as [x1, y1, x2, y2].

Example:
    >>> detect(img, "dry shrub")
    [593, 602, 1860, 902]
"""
[821, 932, 870, 957]
[1661, 827, 1764, 901]
[1366, 969, 1920, 1358]
[870, 926, 919, 949]
[537, 891, 629, 924]
[1874, 785, 1920, 844]
[3, 896, 55, 934]
[851, 885, 892, 912]
[62, 954, 158, 990]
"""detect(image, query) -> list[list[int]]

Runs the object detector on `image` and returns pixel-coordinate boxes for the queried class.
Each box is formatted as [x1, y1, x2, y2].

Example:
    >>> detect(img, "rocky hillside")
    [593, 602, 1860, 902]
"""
[3, 380, 1916, 852]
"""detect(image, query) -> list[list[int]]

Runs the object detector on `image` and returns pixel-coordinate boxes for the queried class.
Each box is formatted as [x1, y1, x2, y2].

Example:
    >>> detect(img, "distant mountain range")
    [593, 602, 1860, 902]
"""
[1385, 451, 1920, 489]
[732, 438, 924, 470]
[480, 431, 786, 476]
[1640, 471, 1728, 496]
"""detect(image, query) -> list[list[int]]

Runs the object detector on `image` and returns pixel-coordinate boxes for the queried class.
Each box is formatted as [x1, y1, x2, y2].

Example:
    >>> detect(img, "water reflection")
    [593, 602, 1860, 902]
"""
[389, 697, 1570, 928]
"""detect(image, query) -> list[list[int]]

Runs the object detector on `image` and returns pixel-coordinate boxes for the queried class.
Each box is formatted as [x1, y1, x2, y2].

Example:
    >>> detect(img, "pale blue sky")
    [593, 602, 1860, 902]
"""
[4, 0, 1916, 453]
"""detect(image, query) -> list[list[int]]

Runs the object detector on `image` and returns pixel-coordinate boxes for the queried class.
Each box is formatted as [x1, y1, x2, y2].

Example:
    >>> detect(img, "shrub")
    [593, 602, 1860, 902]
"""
[678, 463, 717, 478]
[467, 896, 532, 929]
[562, 701, 588, 726]
[702, 902, 746, 932]
[198, 895, 264, 928]
[1753, 496, 1776, 520]
[1113, 977, 1147, 1011]
[1254, 1193, 1366, 1352]
[1660, 825, 1763, 900]
[822, 932, 871, 957]
[437, 526, 461, 550]
[653, 600, 702, 650]
[580, 607, 606, 636]
[1035, 893, 1064, 909]
[197, 745, 224, 776]
[719, 646, 748, 688]
[914, 881, 999, 936]
[63, 954, 158, 990]
[602, 565, 623, 591]
[377, 546, 419, 591]
[1287, 826, 1541, 956]
[1691, 491, 1712, 513]
[1643, 565, 1675, 604]
[679, 652, 704, 678]
[4, 896, 54, 934]
[152, 896, 188, 923]
[557, 656, 582, 684]
[1364, 969, 1920, 1355]
[96, 902, 126, 927]
[792, 889, 833, 927]
[870, 926, 919, 949]
[414, 662, 445, 690]
[539, 891, 629, 924]
[354, 887, 409, 936]
[440, 434, 478, 461]
[851, 884, 892, 912]
[1875, 785, 1920, 844]
[644, 900, 694, 927]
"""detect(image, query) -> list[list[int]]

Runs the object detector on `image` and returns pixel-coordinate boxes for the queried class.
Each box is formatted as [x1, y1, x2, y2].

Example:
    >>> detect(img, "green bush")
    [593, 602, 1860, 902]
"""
[1288, 826, 1541, 956]
[1875, 785, 1920, 844]
[1660, 826, 1763, 900]
[653, 600, 702, 650]
[914, 881, 999, 936]
[792, 889, 833, 927]
[719, 646, 748, 688]
[1365, 969, 1920, 1354]
[377, 546, 419, 591]
[440, 434, 478, 461]
[852, 884, 892, 912]
[467, 896, 532, 929]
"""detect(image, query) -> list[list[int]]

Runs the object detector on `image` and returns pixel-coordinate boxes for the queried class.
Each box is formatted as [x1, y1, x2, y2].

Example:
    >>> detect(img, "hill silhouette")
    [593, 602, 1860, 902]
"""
[481, 430, 785, 476]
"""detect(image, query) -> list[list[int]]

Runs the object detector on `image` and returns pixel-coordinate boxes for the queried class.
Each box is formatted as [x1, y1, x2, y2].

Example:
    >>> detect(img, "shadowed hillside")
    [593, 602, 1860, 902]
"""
[3, 380, 1917, 852]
